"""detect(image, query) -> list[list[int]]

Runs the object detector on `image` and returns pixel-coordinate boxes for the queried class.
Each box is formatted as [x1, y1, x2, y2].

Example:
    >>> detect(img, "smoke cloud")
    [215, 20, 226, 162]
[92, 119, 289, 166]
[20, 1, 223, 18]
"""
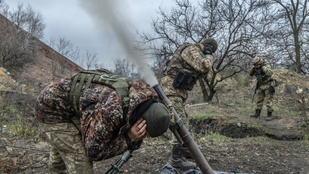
[78, 0, 158, 86]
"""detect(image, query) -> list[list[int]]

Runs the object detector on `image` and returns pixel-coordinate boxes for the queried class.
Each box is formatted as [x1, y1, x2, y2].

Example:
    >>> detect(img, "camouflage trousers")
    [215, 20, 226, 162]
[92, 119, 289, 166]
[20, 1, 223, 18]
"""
[40, 122, 94, 174]
[168, 96, 189, 145]
[256, 88, 274, 112]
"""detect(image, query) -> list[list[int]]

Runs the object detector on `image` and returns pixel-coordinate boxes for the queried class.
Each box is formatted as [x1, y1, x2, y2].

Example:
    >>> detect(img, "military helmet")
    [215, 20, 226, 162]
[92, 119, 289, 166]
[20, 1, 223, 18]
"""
[142, 102, 170, 137]
[201, 38, 218, 52]
[252, 56, 263, 65]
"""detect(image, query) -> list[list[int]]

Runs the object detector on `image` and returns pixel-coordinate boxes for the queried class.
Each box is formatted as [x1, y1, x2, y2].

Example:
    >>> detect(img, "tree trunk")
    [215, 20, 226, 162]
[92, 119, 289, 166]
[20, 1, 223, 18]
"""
[199, 77, 216, 102]
[199, 78, 209, 102]
[294, 31, 301, 74]
[208, 88, 216, 101]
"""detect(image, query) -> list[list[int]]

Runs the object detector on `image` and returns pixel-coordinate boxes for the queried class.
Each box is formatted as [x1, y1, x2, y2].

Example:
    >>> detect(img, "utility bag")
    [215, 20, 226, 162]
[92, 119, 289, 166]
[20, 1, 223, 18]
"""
[270, 78, 278, 87]
[172, 69, 197, 91]
[69, 69, 133, 132]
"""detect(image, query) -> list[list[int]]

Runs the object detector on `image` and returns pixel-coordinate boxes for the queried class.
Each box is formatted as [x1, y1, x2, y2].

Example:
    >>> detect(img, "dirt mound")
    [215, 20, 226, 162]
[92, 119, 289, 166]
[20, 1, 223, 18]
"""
[272, 69, 309, 106]
[220, 123, 265, 138]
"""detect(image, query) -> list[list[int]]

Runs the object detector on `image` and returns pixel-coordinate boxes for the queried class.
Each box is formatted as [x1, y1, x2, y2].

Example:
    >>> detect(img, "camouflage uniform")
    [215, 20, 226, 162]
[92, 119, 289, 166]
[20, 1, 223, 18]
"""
[160, 43, 213, 170]
[39, 122, 94, 174]
[35, 77, 159, 173]
[161, 44, 213, 101]
[249, 59, 274, 119]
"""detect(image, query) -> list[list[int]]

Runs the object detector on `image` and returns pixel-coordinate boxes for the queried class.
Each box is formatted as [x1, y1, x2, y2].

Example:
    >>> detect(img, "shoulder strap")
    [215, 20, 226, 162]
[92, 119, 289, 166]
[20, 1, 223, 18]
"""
[69, 69, 133, 132]
[164, 44, 191, 74]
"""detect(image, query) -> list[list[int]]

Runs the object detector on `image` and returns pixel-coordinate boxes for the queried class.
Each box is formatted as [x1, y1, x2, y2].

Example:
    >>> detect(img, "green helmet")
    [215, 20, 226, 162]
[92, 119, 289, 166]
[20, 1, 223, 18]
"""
[201, 38, 218, 53]
[252, 57, 262, 65]
[141, 102, 170, 137]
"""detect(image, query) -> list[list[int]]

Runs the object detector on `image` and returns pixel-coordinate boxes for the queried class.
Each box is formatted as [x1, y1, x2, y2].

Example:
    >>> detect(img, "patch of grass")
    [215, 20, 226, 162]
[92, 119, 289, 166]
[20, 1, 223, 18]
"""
[291, 139, 309, 150]
[3, 105, 18, 114]
[7, 114, 36, 136]
[234, 73, 250, 87]
[304, 134, 309, 140]
[299, 120, 309, 128]
[198, 133, 233, 145]
[191, 113, 215, 119]
[0, 98, 36, 137]
[275, 108, 301, 117]
[245, 136, 271, 142]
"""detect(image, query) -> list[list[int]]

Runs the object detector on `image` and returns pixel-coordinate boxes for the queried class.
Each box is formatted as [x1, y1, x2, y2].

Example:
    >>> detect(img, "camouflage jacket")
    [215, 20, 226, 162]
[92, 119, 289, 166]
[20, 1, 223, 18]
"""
[160, 44, 213, 100]
[249, 59, 273, 90]
[35, 77, 158, 161]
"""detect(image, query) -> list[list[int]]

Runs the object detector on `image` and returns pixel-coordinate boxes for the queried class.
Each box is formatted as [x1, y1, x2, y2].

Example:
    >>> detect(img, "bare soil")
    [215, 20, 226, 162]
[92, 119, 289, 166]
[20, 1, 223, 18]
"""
[1, 102, 308, 174]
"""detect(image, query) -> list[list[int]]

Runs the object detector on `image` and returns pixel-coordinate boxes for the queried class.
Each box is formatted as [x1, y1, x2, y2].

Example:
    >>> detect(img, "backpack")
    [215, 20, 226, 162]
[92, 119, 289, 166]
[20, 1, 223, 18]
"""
[68, 69, 133, 132]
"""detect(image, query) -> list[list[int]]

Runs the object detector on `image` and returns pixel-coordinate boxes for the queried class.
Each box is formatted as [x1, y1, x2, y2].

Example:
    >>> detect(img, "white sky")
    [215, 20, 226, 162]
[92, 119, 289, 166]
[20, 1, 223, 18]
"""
[4, 0, 174, 69]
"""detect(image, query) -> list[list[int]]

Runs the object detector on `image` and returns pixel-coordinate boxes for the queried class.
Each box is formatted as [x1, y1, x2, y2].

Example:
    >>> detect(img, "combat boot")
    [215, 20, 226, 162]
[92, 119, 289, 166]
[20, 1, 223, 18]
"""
[250, 109, 261, 118]
[171, 145, 196, 170]
[180, 144, 193, 159]
[266, 111, 272, 121]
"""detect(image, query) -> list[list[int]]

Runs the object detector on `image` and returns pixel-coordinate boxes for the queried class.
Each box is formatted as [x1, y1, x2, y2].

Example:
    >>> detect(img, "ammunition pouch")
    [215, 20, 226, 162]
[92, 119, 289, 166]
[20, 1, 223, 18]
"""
[268, 78, 277, 95]
[173, 69, 197, 91]
[269, 86, 275, 95]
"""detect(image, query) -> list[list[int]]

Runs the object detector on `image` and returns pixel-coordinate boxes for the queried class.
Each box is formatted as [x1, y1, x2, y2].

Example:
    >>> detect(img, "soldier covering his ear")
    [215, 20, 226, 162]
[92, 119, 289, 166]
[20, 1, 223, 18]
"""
[160, 38, 217, 170]
[249, 56, 275, 121]
[35, 70, 171, 174]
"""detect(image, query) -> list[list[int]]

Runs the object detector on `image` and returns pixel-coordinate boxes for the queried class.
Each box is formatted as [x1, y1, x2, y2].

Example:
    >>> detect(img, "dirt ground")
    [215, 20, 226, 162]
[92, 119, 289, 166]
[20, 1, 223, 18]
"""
[1, 104, 308, 174]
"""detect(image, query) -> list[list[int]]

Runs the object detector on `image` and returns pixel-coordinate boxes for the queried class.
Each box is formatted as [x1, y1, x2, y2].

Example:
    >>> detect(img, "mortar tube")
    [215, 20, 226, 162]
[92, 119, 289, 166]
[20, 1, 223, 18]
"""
[152, 84, 214, 174]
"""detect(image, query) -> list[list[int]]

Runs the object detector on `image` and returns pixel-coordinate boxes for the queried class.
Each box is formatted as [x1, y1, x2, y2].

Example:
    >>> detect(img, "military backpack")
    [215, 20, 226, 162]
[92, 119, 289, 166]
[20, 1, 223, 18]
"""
[69, 69, 133, 132]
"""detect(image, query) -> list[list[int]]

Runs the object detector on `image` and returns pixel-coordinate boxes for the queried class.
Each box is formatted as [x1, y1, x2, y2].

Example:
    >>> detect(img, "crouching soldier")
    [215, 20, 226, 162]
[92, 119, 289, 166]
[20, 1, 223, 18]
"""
[249, 57, 275, 121]
[34, 69, 171, 174]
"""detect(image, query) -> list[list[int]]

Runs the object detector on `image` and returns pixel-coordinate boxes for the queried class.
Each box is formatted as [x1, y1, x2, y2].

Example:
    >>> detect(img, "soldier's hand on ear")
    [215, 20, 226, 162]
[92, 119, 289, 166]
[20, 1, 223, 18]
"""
[203, 44, 214, 55]
[127, 118, 147, 142]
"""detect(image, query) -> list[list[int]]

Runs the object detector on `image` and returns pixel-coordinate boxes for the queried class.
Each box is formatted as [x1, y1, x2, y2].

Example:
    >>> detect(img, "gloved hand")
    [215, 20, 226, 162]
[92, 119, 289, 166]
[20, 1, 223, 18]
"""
[201, 38, 218, 53]
[260, 64, 264, 68]
[203, 44, 214, 55]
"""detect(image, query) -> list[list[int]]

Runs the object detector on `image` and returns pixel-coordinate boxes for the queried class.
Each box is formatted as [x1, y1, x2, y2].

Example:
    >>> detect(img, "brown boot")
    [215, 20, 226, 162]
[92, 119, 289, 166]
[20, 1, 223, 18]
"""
[266, 111, 272, 121]
[250, 109, 261, 118]
[171, 145, 196, 170]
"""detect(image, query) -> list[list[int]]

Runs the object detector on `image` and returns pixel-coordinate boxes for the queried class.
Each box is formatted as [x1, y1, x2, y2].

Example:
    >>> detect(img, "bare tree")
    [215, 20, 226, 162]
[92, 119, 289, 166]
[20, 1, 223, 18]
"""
[257, 0, 309, 74]
[0, 2, 45, 70]
[113, 57, 139, 79]
[0, 14, 34, 69]
[0, 0, 7, 12]
[6, 3, 46, 40]
[139, 0, 263, 101]
[84, 50, 98, 70]
[47, 37, 73, 74]
[94, 62, 105, 69]
[47, 36, 81, 63]
[273, 0, 309, 74]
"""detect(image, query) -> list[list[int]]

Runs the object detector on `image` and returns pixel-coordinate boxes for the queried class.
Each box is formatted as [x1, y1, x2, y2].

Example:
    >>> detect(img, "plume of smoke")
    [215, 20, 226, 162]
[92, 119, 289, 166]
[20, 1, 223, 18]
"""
[78, 0, 158, 86]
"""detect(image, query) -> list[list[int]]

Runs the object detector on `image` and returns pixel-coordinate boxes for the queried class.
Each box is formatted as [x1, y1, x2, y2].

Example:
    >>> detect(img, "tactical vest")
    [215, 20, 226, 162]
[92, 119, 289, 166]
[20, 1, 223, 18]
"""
[164, 43, 192, 77]
[69, 69, 133, 132]
[164, 43, 201, 90]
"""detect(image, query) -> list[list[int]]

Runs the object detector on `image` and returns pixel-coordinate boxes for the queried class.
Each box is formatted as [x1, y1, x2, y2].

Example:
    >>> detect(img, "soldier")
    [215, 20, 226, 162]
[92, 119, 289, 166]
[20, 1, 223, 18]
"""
[249, 56, 275, 121]
[34, 70, 171, 174]
[160, 38, 217, 170]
